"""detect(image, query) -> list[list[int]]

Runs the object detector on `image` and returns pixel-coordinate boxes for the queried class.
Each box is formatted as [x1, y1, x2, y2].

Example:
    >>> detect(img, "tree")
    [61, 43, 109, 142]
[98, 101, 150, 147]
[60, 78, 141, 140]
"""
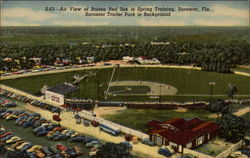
[96, 143, 132, 158]
[219, 114, 249, 143]
[227, 83, 238, 112]
[209, 99, 229, 122]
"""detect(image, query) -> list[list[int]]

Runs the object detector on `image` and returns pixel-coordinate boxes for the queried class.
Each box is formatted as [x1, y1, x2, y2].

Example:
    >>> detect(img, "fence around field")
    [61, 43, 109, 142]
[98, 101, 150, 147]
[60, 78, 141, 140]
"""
[183, 140, 244, 158]
[216, 140, 244, 158]
[0, 84, 149, 139]
[78, 110, 149, 139]
[183, 148, 214, 158]
[0, 84, 61, 106]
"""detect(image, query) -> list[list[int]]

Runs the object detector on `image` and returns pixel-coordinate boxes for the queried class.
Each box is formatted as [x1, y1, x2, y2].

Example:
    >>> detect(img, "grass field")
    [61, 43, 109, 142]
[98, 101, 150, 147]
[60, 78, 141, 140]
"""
[103, 103, 249, 133]
[103, 108, 216, 133]
[1, 67, 249, 102]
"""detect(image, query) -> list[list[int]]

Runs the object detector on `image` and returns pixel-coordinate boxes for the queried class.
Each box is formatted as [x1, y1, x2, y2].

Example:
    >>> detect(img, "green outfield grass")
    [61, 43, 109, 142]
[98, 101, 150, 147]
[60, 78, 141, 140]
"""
[1, 67, 249, 102]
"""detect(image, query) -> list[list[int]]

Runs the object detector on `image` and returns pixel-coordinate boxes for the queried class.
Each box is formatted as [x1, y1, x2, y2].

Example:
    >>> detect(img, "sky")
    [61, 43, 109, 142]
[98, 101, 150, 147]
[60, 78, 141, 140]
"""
[1, 1, 249, 26]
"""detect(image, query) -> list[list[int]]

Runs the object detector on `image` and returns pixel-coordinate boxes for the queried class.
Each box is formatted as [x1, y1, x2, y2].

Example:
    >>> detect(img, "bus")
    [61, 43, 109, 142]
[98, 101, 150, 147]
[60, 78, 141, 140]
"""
[99, 123, 120, 136]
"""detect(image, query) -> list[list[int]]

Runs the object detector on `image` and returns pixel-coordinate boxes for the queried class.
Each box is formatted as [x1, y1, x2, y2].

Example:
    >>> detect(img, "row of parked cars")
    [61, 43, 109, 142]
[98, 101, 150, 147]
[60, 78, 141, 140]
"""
[0, 109, 103, 157]
[0, 127, 83, 158]
[0, 89, 61, 113]
[0, 97, 17, 108]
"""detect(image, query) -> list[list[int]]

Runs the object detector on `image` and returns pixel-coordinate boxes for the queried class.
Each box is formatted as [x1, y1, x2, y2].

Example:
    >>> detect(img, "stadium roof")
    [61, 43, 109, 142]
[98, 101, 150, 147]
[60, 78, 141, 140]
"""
[47, 83, 79, 95]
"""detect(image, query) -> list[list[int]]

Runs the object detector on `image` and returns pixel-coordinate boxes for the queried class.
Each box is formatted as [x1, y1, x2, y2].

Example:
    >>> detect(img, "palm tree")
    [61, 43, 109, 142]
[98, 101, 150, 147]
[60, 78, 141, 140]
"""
[227, 83, 238, 112]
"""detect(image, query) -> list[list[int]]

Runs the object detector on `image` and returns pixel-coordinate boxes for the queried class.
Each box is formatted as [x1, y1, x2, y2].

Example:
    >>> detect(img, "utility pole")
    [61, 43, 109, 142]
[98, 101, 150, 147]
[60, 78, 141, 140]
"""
[209, 81, 216, 105]
[159, 84, 162, 104]
[97, 80, 100, 101]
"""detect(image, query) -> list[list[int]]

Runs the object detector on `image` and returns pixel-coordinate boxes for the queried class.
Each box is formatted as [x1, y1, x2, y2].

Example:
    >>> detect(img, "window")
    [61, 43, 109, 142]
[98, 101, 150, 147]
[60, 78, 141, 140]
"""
[186, 142, 192, 148]
[169, 142, 177, 147]
[155, 136, 163, 146]
[197, 136, 205, 146]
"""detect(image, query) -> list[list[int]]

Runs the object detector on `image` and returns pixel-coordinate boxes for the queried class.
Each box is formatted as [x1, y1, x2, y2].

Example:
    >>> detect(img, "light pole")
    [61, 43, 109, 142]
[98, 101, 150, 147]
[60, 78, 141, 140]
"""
[159, 84, 162, 103]
[209, 81, 216, 105]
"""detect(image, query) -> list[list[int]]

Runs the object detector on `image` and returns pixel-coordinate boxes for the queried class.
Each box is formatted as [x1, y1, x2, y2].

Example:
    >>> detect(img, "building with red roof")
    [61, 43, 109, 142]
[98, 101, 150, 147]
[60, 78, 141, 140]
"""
[148, 118, 219, 153]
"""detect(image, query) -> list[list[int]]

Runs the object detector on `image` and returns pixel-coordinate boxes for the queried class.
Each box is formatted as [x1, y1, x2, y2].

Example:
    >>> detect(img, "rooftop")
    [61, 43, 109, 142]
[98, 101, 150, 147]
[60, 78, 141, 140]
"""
[149, 118, 219, 145]
[47, 83, 79, 95]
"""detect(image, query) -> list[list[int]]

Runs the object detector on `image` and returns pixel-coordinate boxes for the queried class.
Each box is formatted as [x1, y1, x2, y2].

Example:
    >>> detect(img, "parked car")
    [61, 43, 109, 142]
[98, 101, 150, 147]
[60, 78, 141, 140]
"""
[41, 146, 54, 156]
[89, 147, 99, 156]
[91, 120, 99, 127]
[34, 149, 46, 158]
[85, 140, 100, 148]
[120, 142, 133, 150]
[1, 134, 14, 141]
[83, 120, 90, 127]
[20, 143, 33, 152]
[158, 148, 172, 157]
[26, 145, 42, 152]
[10, 141, 24, 149]
[76, 118, 81, 124]
[70, 135, 86, 142]
[141, 138, 156, 146]
[56, 144, 67, 151]
[65, 147, 77, 157]
[16, 142, 29, 150]
[53, 134, 67, 141]
[5, 136, 21, 144]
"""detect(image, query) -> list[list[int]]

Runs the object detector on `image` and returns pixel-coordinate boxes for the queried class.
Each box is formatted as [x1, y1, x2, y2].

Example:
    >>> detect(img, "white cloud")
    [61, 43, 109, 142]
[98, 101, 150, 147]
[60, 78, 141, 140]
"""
[53, 20, 108, 26]
[137, 19, 187, 26]
[1, 20, 40, 26]
[1, 7, 57, 21]
[208, 5, 248, 19]
[193, 19, 248, 26]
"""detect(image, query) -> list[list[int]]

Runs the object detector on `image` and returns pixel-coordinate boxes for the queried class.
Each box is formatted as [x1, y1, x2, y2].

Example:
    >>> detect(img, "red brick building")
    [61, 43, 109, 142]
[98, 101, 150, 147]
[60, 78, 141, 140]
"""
[148, 118, 219, 153]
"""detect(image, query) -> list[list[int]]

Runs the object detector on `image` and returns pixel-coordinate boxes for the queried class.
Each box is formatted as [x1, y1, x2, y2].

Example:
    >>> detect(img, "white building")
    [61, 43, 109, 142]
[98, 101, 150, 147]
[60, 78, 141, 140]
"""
[86, 56, 95, 63]
[150, 41, 170, 45]
[137, 57, 161, 65]
[122, 56, 135, 62]
[29, 57, 42, 63]
[45, 83, 79, 105]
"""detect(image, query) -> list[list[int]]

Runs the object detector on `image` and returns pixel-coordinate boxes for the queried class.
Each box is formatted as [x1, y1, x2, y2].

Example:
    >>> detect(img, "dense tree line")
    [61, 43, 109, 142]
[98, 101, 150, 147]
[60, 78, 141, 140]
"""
[219, 114, 250, 143]
[0, 40, 249, 73]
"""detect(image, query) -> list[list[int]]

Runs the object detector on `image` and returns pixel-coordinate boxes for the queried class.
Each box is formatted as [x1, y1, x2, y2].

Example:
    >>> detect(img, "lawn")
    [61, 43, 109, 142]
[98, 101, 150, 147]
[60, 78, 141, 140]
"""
[1, 67, 249, 102]
[103, 108, 216, 133]
[195, 138, 232, 156]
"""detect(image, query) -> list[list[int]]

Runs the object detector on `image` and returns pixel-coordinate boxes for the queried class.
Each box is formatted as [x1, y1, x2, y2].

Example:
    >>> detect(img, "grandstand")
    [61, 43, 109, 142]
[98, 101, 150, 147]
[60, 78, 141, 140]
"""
[45, 83, 79, 105]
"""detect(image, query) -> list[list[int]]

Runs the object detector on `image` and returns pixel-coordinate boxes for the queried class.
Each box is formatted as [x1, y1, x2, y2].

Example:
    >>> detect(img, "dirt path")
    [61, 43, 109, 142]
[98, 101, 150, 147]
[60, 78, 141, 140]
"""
[94, 106, 126, 117]
[209, 106, 250, 118]
[234, 106, 250, 116]
[109, 80, 178, 95]
[233, 71, 250, 77]
[24, 104, 165, 158]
